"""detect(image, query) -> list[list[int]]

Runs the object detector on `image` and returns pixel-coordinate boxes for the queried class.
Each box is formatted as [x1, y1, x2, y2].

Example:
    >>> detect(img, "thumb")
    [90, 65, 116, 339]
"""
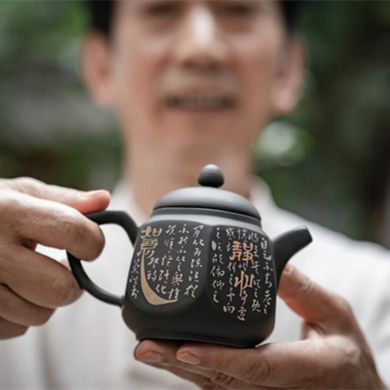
[8, 177, 111, 214]
[278, 264, 355, 332]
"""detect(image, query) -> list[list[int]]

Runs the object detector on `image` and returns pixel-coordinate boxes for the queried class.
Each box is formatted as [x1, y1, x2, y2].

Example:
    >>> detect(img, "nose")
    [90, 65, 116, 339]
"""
[173, 5, 229, 71]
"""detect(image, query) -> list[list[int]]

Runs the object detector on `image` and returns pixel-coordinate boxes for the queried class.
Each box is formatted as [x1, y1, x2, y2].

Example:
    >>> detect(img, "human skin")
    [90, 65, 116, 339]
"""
[81, 0, 386, 388]
[82, 0, 305, 215]
[135, 264, 387, 389]
[0, 0, 386, 387]
[0, 178, 110, 338]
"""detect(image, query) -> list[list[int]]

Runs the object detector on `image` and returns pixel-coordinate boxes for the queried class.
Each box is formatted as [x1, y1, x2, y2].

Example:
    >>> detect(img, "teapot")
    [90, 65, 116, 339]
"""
[67, 164, 312, 348]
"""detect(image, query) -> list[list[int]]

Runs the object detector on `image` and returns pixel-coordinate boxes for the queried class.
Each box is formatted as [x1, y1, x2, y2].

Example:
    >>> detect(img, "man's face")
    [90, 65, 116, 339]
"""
[92, 0, 301, 158]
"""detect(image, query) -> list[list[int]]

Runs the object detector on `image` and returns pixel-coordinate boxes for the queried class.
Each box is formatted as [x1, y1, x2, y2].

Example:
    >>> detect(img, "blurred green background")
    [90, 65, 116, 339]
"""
[0, 1, 389, 248]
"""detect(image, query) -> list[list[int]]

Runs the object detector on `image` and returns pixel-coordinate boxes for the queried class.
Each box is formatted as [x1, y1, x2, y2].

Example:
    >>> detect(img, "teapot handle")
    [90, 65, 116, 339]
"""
[67, 211, 139, 307]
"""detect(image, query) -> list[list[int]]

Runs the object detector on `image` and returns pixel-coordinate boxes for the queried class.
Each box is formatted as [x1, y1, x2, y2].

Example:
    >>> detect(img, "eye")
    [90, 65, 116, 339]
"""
[146, 2, 178, 16]
[222, 2, 253, 16]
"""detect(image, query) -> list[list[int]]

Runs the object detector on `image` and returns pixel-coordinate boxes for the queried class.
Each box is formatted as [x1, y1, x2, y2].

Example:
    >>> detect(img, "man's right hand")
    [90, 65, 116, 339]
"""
[0, 177, 110, 339]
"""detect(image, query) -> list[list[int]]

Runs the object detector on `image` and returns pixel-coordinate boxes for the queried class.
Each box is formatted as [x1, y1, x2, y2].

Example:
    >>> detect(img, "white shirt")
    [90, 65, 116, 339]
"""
[1, 177, 390, 388]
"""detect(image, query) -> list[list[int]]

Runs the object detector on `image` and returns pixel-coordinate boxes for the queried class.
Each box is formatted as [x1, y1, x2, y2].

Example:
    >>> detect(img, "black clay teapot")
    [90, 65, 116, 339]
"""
[68, 165, 312, 348]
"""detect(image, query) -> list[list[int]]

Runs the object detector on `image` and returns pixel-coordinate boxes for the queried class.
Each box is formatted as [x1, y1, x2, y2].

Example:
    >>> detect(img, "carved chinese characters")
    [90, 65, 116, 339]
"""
[129, 222, 275, 323]
[208, 226, 275, 322]
[129, 222, 208, 307]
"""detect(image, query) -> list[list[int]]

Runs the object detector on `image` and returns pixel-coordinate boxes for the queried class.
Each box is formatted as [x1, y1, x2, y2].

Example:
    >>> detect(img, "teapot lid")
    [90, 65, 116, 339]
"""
[153, 164, 261, 220]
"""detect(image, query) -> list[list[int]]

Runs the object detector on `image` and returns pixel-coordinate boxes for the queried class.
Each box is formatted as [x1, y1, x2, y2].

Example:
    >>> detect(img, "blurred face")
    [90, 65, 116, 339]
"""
[86, 0, 303, 158]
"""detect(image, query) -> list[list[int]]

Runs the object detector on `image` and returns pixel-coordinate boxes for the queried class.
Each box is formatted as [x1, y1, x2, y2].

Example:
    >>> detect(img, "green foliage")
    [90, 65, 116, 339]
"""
[0, 1, 389, 245]
[257, 1, 390, 243]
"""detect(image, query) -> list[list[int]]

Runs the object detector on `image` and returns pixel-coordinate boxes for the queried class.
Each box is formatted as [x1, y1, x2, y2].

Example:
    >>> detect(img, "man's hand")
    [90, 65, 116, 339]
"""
[135, 265, 387, 389]
[0, 177, 110, 339]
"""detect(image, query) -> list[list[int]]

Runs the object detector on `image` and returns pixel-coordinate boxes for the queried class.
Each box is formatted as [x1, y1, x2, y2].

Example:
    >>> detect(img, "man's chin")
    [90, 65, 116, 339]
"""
[166, 141, 231, 166]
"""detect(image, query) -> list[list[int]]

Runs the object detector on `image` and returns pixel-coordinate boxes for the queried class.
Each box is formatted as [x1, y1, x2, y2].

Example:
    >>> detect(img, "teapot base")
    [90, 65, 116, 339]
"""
[137, 331, 258, 349]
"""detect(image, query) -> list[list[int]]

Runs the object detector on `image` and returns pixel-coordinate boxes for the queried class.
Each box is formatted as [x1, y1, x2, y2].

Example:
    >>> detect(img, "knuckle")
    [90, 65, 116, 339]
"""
[59, 210, 91, 252]
[60, 209, 84, 239]
[199, 377, 219, 390]
[209, 371, 237, 388]
[50, 274, 81, 307]
[0, 244, 16, 278]
[12, 177, 43, 192]
[334, 295, 352, 315]
[326, 337, 363, 385]
[243, 359, 272, 384]
[0, 323, 28, 339]
[86, 227, 105, 260]
[59, 210, 103, 260]
[10, 177, 45, 198]
[12, 324, 29, 338]
[298, 274, 315, 297]
[340, 339, 361, 370]
[174, 360, 191, 370]
[332, 295, 354, 325]
[31, 307, 55, 326]
[0, 191, 19, 216]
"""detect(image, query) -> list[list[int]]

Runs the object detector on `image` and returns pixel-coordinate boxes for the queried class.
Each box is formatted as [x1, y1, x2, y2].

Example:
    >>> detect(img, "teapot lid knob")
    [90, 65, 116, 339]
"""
[155, 163, 261, 220]
[197, 164, 225, 188]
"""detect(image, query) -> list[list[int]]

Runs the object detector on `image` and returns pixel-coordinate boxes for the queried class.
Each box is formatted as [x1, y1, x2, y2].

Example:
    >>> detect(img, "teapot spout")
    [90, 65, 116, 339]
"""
[272, 226, 312, 285]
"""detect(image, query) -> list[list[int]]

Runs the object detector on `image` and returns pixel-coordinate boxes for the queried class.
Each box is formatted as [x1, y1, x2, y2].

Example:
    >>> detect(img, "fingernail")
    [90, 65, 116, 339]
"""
[283, 264, 294, 275]
[81, 190, 107, 198]
[138, 352, 162, 363]
[177, 352, 200, 365]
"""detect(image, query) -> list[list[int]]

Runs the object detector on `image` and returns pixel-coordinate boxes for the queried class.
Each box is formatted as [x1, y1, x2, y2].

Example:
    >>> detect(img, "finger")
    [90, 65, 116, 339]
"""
[135, 339, 182, 359]
[0, 317, 28, 339]
[0, 284, 54, 326]
[135, 340, 230, 389]
[135, 340, 251, 390]
[278, 264, 356, 332]
[135, 339, 183, 368]
[175, 341, 331, 388]
[7, 177, 110, 214]
[4, 193, 105, 260]
[135, 340, 213, 379]
[151, 364, 229, 390]
[1, 246, 83, 308]
[162, 362, 257, 390]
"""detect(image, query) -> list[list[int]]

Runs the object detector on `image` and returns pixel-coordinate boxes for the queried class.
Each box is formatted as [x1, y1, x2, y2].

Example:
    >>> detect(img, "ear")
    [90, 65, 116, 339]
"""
[271, 35, 307, 116]
[81, 33, 115, 108]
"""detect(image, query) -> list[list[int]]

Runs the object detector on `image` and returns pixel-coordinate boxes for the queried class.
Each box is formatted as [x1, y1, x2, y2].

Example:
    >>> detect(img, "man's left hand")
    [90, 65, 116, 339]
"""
[135, 264, 387, 389]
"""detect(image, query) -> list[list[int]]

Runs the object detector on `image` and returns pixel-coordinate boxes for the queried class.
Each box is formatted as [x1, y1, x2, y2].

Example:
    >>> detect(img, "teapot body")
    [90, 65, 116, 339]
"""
[122, 207, 277, 348]
[67, 165, 312, 348]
